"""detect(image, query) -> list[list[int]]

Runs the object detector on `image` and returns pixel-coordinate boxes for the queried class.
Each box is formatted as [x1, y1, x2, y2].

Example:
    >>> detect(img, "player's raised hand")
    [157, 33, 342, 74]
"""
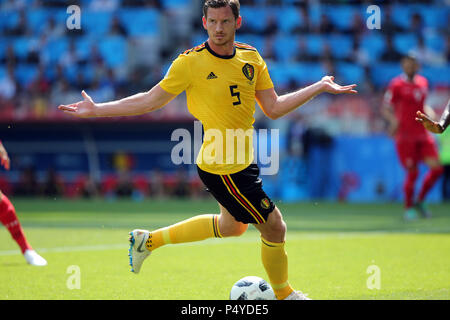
[0, 143, 10, 170]
[415, 110, 444, 134]
[58, 90, 97, 118]
[320, 76, 358, 95]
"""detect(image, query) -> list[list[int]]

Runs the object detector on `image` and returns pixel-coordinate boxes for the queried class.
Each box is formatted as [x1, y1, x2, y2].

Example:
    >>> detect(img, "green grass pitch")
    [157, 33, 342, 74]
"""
[0, 198, 449, 300]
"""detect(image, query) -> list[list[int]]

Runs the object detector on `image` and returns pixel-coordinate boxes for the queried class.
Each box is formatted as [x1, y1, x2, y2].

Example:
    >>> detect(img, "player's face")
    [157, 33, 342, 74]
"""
[401, 58, 419, 78]
[203, 6, 242, 47]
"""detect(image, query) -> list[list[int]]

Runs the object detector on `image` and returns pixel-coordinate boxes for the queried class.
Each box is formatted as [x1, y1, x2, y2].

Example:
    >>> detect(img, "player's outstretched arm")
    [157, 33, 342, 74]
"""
[58, 85, 176, 118]
[416, 99, 450, 134]
[0, 141, 10, 171]
[255, 76, 357, 120]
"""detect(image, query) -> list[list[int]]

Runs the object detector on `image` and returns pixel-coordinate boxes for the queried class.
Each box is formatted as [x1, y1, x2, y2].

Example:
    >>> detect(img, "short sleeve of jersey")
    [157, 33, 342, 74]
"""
[385, 79, 397, 105]
[159, 54, 192, 95]
[255, 53, 274, 91]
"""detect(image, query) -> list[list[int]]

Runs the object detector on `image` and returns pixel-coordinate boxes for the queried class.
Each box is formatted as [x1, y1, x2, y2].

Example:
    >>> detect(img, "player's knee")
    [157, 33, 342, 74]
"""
[219, 221, 248, 238]
[261, 218, 286, 243]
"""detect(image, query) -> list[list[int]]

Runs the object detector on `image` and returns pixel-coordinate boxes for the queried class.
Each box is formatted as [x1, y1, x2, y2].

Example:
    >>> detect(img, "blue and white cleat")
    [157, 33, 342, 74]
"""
[128, 229, 151, 274]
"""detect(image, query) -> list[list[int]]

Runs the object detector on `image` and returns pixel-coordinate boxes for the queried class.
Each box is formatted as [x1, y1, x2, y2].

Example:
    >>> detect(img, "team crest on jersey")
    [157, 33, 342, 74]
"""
[242, 63, 255, 82]
[260, 198, 270, 210]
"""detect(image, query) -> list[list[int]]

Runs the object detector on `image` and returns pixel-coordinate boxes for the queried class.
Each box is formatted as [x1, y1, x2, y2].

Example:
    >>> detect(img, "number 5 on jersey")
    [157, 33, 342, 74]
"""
[229, 85, 241, 106]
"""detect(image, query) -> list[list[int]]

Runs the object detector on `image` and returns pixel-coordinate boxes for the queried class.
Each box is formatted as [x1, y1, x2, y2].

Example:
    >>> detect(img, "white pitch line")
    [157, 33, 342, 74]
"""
[0, 231, 389, 257]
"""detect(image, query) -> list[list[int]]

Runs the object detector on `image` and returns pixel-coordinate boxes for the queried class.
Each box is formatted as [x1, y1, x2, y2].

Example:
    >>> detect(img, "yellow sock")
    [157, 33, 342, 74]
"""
[146, 214, 221, 251]
[261, 236, 294, 300]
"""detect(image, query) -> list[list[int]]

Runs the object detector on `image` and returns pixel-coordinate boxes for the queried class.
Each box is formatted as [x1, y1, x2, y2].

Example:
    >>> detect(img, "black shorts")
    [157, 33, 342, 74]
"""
[197, 164, 275, 224]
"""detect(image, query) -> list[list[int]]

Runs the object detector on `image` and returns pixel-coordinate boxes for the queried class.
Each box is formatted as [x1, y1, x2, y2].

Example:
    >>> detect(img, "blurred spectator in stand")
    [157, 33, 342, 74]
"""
[262, 35, 277, 62]
[322, 43, 335, 63]
[29, 65, 51, 98]
[42, 16, 65, 40]
[29, 65, 51, 117]
[348, 12, 365, 39]
[109, 15, 128, 37]
[173, 168, 189, 198]
[50, 77, 79, 109]
[27, 34, 49, 66]
[292, 6, 310, 34]
[4, 9, 29, 36]
[1, 45, 18, 66]
[89, 0, 120, 11]
[116, 169, 133, 198]
[260, 13, 278, 37]
[381, 36, 403, 62]
[59, 39, 87, 68]
[346, 35, 370, 67]
[42, 168, 64, 197]
[0, 65, 17, 104]
[295, 37, 312, 62]
[382, 7, 405, 35]
[318, 14, 335, 34]
[150, 168, 165, 199]
[412, 36, 446, 66]
[89, 74, 116, 103]
[74, 72, 89, 92]
[410, 12, 425, 37]
[1, 0, 26, 10]
[15, 167, 39, 197]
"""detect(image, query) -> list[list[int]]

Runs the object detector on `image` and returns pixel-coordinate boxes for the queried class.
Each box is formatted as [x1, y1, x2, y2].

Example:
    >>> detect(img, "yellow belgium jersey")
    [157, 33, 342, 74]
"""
[159, 41, 274, 175]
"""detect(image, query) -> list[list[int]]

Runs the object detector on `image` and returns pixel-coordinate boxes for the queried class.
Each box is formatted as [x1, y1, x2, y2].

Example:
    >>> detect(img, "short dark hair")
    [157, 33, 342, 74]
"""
[203, 0, 240, 20]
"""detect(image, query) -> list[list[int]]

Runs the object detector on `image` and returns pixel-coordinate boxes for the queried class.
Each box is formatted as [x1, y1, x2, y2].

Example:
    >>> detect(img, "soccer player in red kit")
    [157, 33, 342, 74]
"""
[382, 55, 444, 220]
[0, 141, 47, 266]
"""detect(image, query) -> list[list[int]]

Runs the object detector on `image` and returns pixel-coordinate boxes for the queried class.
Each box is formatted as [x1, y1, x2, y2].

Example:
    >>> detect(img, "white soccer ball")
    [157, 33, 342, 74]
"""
[229, 276, 276, 300]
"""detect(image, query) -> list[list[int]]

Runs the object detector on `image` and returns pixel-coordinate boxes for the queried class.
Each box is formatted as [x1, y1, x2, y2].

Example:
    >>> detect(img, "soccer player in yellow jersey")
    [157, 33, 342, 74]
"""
[59, 0, 357, 300]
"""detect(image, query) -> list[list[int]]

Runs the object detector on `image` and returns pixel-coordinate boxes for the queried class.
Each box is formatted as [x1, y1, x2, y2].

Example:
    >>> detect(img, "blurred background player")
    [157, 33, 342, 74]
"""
[0, 141, 47, 266]
[382, 55, 443, 220]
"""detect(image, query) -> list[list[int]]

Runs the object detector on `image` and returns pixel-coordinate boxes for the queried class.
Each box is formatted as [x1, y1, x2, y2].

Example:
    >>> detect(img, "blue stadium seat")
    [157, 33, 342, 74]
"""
[82, 11, 112, 36]
[266, 62, 290, 88]
[43, 38, 69, 64]
[336, 63, 364, 85]
[323, 5, 358, 31]
[235, 35, 263, 52]
[273, 35, 299, 62]
[0, 39, 8, 60]
[289, 63, 327, 84]
[394, 33, 418, 55]
[360, 33, 386, 62]
[304, 34, 324, 57]
[27, 9, 49, 35]
[326, 34, 353, 59]
[161, 0, 189, 9]
[119, 9, 160, 36]
[276, 7, 304, 33]
[424, 33, 446, 52]
[13, 37, 30, 60]
[239, 6, 268, 33]
[391, 4, 413, 29]
[422, 66, 450, 87]
[15, 64, 38, 86]
[74, 36, 95, 61]
[370, 63, 402, 87]
[0, 9, 19, 31]
[98, 36, 127, 68]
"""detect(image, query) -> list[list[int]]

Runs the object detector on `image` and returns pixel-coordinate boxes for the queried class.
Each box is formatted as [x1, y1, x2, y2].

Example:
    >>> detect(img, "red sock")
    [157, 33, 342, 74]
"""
[404, 168, 418, 208]
[418, 167, 444, 202]
[0, 195, 32, 254]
